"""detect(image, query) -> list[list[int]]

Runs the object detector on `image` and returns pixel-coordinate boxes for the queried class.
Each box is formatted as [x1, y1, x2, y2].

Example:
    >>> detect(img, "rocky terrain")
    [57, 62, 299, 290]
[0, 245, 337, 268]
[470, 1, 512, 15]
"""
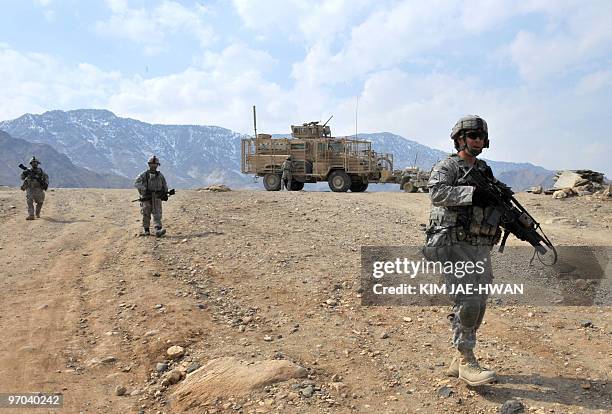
[0, 188, 610, 413]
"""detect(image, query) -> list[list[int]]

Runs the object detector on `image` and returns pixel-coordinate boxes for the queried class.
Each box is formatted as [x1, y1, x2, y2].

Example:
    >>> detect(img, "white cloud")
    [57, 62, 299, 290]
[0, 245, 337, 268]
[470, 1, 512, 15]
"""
[96, 0, 214, 55]
[0, 45, 121, 119]
[232, 0, 373, 43]
[331, 68, 612, 175]
[576, 70, 612, 95]
[507, 2, 612, 81]
[198, 43, 277, 76]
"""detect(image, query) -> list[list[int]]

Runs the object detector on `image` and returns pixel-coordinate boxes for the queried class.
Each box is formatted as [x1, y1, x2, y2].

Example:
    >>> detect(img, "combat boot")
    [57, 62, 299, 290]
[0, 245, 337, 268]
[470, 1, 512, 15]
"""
[26, 215, 35, 220]
[155, 227, 166, 237]
[458, 349, 496, 386]
[446, 351, 459, 377]
[142, 227, 150, 236]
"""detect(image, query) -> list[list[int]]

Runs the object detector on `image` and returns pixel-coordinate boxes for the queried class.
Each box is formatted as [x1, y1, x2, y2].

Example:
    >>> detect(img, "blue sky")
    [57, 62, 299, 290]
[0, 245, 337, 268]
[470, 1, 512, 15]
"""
[1, 0, 611, 176]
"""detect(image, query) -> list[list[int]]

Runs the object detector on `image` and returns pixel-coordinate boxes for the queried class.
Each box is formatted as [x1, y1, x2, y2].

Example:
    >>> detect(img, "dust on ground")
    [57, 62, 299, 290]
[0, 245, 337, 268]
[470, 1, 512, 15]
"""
[0, 188, 610, 413]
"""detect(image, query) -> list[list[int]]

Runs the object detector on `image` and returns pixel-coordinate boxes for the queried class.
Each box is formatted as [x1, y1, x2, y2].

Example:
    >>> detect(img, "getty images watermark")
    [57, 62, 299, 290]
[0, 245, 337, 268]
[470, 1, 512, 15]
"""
[361, 246, 611, 306]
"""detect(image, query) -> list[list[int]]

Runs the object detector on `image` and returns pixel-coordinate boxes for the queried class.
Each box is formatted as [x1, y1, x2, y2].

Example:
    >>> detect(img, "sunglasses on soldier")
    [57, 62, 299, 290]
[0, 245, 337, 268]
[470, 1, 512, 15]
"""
[465, 131, 485, 140]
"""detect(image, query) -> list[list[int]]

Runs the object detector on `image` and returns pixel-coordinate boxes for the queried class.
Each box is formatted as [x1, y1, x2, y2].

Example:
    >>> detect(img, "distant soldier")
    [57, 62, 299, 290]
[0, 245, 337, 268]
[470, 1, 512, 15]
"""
[425, 115, 500, 386]
[134, 156, 168, 237]
[20, 156, 49, 220]
[281, 155, 293, 190]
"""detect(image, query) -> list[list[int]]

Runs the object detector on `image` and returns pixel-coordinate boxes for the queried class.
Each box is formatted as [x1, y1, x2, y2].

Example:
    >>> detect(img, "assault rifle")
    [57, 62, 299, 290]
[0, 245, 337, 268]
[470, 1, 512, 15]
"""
[132, 189, 176, 202]
[460, 166, 557, 264]
[19, 163, 48, 190]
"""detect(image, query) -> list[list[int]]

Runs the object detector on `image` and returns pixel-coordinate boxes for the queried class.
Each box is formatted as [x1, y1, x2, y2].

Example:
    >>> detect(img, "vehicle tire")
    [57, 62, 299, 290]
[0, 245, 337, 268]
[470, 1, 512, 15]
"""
[402, 181, 416, 193]
[350, 180, 369, 192]
[289, 181, 304, 191]
[328, 170, 351, 192]
[263, 173, 281, 191]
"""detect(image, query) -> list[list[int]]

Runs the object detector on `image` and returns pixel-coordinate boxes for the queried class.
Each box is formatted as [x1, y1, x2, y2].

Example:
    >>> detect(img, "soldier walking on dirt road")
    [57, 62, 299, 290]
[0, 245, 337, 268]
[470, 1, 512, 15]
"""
[20, 156, 49, 221]
[134, 156, 169, 237]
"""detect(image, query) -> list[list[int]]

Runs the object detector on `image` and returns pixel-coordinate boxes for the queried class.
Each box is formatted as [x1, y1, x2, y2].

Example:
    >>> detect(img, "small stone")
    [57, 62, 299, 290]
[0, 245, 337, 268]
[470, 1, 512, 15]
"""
[402, 317, 412, 322]
[527, 312, 535, 317]
[156, 362, 169, 373]
[186, 362, 200, 374]
[263, 335, 273, 342]
[580, 382, 591, 390]
[287, 392, 299, 401]
[101, 356, 117, 364]
[380, 332, 389, 339]
[160, 369, 183, 387]
[580, 320, 593, 328]
[325, 299, 338, 306]
[301, 385, 314, 398]
[115, 385, 127, 396]
[144, 330, 159, 337]
[437, 386, 453, 398]
[166, 345, 185, 359]
[499, 399, 525, 414]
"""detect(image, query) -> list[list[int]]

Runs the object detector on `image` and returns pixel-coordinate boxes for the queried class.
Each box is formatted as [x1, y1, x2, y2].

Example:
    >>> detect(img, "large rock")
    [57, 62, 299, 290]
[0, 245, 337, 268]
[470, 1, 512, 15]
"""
[553, 171, 583, 189]
[171, 357, 308, 411]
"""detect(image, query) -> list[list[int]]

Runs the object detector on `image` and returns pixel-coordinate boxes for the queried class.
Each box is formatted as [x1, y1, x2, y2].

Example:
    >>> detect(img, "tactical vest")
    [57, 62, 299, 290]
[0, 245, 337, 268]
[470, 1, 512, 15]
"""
[427, 155, 501, 246]
[144, 171, 165, 193]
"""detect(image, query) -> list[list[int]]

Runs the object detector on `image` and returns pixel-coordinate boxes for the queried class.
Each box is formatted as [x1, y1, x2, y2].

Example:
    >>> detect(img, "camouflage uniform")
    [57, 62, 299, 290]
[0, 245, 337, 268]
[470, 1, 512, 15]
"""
[281, 159, 293, 190]
[134, 170, 168, 231]
[20, 164, 49, 219]
[426, 154, 501, 352]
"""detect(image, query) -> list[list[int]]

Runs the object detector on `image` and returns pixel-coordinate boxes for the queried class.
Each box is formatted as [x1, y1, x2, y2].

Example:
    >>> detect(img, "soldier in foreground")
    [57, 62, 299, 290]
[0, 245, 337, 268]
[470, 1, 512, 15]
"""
[425, 115, 499, 386]
[134, 156, 169, 237]
[281, 155, 293, 190]
[20, 156, 49, 220]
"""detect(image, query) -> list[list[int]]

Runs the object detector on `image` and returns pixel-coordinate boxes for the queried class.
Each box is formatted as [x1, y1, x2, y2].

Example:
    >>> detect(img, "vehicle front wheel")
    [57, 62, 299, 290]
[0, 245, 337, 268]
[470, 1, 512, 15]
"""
[402, 181, 416, 193]
[289, 181, 304, 191]
[328, 170, 351, 192]
[350, 181, 369, 192]
[263, 173, 281, 191]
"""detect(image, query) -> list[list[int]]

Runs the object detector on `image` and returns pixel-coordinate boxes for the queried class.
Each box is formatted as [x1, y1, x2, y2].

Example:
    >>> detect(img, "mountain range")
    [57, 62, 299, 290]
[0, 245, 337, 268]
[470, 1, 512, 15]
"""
[0, 109, 556, 190]
[0, 130, 131, 188]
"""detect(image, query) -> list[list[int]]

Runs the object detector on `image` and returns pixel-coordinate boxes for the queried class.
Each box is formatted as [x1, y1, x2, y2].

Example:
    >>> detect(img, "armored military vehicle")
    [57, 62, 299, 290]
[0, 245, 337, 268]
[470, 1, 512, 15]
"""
[241, 113, 394, 192]
[398, 167, 430, 192]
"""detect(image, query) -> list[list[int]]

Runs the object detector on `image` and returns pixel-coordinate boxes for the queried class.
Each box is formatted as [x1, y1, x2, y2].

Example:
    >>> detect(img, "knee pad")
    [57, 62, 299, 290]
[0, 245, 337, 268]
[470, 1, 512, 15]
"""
[459, 299, 482, 329]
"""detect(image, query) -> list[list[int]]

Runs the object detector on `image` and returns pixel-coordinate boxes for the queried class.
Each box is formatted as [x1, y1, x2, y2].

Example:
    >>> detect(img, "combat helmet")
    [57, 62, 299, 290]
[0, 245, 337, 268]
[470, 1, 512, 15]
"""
[450, 115, 489, 148]
[30, 156, 40, 165]
[148, 155, 160, 165]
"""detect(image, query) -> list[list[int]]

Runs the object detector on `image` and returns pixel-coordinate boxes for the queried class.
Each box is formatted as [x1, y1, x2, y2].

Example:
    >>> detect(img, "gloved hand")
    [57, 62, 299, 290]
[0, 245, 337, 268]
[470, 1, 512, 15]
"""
[472, 187, 494, 207]
[160, 192, 169, 201]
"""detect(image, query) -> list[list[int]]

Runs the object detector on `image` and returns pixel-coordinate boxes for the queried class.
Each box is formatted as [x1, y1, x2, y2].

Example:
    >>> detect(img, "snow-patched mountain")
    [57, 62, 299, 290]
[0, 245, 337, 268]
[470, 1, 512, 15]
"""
[361, 132, 555, 190]
[0, 130, 131, 188]
[1, 110, 554, 190]
[0, 109, 248, 188]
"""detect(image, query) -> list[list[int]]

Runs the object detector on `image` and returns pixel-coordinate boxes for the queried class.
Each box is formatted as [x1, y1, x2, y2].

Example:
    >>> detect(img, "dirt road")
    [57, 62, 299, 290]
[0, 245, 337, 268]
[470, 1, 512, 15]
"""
[0, 187, 610, 413]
